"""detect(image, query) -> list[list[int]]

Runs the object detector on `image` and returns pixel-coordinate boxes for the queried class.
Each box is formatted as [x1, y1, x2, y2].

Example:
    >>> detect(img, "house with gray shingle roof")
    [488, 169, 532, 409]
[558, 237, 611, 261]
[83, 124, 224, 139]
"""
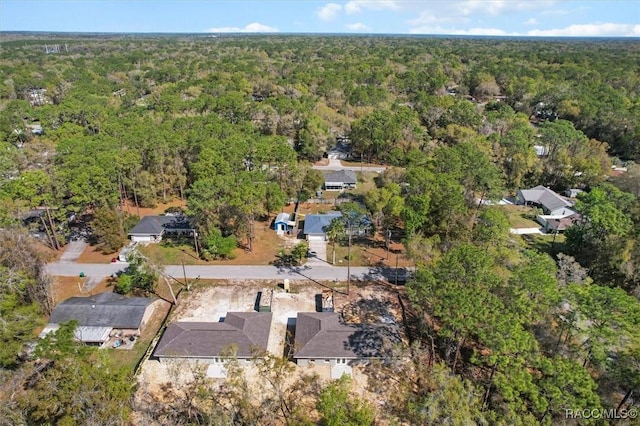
[153, 312, 272, 377]
[294, 312, 401, 378]
[40, 292, 158, 345]
[324, 170, 357, 191]
[128, 215, 193, 243]
[516, 185, 574, 216]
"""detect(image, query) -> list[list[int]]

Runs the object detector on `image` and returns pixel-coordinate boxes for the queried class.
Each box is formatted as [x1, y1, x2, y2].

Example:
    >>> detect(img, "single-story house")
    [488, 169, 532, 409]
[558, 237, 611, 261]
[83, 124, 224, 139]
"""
[303, 212, 343, 241]
[516, 185, 573, 216]
[273, 212, 295, 234]
[294, 312, 401, 378]
[40, 292, 158, 346]
[128, 215, 193, 243]
[324, 170, 357, 191]
[538, 212, 582, 233]
[153, 312, 272, 377]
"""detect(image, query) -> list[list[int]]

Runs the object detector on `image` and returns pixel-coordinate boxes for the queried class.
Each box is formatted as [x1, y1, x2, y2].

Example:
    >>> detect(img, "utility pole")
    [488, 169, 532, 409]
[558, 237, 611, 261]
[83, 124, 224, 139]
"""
[395, 252, 399, 286]
[347, 218, 351, 296]
[386, 228, 391, 260]
[192, 229, 199, 258]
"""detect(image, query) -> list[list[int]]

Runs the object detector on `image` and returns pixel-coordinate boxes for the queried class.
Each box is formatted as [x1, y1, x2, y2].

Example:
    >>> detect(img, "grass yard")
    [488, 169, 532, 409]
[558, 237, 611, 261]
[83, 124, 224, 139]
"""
[520, 233, 566, 256]
[107, 299, 171, 371]
[331, 236, 413, 268]
[501, 204, 541, 228]
[140, 218, 292, 266]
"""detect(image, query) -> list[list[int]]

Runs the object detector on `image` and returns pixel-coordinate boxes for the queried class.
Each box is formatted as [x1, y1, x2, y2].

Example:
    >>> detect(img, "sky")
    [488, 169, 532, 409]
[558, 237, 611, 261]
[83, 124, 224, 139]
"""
[1, 1, 638, 37]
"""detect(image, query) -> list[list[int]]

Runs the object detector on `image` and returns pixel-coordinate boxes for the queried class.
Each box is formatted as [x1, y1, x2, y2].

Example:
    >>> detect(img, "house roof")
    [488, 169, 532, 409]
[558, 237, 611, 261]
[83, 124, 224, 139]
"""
[128, 215, 192, 236]
[543, 213, 582, 231]
[294, 312, 401, 360]
[303, 212, 343, 236]
[154, 312, 273, 359]
[40, 324, 113, 343]
[48, 292, 155, 329]
[519, 185, 572, 212]
[274, 212, 291, 224]
[324, 170, 357, 185]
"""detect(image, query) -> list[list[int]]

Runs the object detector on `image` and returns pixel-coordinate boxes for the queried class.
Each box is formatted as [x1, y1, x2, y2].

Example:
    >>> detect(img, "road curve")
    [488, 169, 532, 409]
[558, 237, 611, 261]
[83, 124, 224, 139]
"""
[45, 262, 411, 283]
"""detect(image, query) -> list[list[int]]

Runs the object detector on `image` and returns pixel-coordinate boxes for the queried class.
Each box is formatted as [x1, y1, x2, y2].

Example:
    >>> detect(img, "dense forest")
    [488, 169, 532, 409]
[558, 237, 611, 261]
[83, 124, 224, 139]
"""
[0, 34, 639, 424]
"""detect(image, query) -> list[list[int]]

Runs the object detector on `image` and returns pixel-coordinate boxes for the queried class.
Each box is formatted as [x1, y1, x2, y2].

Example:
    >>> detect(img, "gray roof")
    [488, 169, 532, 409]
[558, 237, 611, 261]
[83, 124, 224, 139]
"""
[128, 215, 192, 236]
[48, 292, 155, 329]
[154, 312, 273, 359]
[519, 185, 572, 212]
[324, 170, 357, 185]
[274, 212, 291, 224]
[294, 312, 401, 360]
[303, 212, 343, 236]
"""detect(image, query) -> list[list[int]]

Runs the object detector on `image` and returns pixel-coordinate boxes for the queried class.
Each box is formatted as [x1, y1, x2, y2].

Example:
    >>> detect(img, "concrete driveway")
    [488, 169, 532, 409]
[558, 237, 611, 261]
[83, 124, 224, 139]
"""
[307, 238, 328, 265]
[59, 240, 87, 263]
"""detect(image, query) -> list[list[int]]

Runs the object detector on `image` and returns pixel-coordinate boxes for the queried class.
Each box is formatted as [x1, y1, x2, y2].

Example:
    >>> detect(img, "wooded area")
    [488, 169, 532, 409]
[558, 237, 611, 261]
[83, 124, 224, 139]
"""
[0, 34, 639, 424]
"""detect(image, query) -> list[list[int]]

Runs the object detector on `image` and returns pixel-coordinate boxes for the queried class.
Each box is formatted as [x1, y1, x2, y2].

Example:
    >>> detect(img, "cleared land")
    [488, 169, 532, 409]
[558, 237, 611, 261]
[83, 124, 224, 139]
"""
[137, 280, 405, 397]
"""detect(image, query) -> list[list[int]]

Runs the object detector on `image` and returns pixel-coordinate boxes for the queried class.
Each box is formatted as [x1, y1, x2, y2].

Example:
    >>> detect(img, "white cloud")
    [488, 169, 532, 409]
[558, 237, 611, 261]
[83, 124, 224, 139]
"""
[345, 0, 399, 15]
[346, 22, 371, 31]
[206, 22, 278, 33]
[409, 25, 511, 36]
[316, 3, 342, 21]
[528, 23, 640, 37]
[523, 18, 538, 25]
[409, 0, 559, 26]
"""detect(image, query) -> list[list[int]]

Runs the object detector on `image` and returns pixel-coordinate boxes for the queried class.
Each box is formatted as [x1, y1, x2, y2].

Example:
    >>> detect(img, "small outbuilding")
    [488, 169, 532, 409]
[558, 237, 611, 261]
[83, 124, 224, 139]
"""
[273, 212, 295, 234]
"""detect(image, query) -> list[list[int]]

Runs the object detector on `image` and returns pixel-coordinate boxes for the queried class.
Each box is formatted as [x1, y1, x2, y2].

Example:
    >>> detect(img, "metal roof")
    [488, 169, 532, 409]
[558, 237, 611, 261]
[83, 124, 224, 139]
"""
[48, 292, 155, 329]
[154, 312, 273, 359]
[294, 312, 401, 360]
[274, 212, 291, 224]
[303, 212, 342, 236]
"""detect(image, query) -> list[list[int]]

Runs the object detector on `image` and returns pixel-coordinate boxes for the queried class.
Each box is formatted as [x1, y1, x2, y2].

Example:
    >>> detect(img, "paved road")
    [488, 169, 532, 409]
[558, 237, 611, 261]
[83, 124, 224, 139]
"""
[45, 262, 411, 283]
[312, 158, 386, 173]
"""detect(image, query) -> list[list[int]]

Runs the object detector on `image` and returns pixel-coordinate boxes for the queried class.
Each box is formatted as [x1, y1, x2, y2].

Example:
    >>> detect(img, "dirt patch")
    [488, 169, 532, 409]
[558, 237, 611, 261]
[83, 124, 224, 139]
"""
[76, 243, 117, 263]
[137, 280, 406, 403]
[121, 199, 187, 218]
[52, 275, 114, 304]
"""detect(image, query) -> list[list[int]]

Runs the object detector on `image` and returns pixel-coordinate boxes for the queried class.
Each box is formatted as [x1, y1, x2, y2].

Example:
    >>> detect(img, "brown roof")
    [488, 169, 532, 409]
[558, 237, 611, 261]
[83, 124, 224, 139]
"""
[294, 312, 401, 360]
[154, 312, 272, 359]
[545, 213, 582, 231]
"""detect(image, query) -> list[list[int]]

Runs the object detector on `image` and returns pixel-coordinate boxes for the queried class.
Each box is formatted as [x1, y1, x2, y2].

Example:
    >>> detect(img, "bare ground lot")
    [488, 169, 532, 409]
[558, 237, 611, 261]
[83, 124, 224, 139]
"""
[137, 279, 405, 399]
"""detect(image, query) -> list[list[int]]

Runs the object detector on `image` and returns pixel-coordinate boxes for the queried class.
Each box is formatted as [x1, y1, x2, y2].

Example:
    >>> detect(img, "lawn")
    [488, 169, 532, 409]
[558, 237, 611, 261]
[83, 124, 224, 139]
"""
[139, 218, 292, 266]
[500, 204, 541, 228]
[107, 299, 171, 372]
[330, 236, 413, 268]
[520, 233, 566, 256]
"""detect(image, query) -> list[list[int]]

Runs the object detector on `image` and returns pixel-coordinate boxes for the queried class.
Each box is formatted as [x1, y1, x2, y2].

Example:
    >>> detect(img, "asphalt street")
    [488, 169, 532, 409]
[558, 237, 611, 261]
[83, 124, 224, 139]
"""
[45, 262, 410, 283]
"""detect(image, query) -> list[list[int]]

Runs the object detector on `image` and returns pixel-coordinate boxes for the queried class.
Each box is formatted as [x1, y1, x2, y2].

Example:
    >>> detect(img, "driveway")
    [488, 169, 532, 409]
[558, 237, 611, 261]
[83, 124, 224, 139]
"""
[59, 240, 87, 263]
[307, 238, 329, 265]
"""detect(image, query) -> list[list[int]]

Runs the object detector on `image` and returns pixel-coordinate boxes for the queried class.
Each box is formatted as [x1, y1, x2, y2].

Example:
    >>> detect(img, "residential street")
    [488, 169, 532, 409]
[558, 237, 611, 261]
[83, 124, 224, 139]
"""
[312, 158, 386, 173]
[45, 262, 411, 283]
